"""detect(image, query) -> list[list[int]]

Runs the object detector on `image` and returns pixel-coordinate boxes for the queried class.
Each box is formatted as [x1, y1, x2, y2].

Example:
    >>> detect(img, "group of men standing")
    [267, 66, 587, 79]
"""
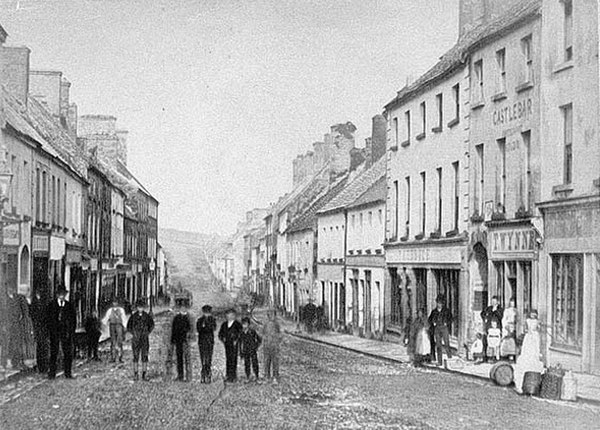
[165, 304, 283, 385]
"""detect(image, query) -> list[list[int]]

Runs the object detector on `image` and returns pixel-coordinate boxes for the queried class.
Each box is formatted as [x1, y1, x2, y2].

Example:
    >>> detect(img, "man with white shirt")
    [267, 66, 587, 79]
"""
[46, 287, 76, 379]
[104, 298, 127, 362]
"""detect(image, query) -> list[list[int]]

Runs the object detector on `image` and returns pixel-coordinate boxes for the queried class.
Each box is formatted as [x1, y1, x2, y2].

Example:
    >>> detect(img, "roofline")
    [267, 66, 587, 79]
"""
[116, 160, 158, 203]
[384, 5, 541, 112]
[0, 24, 7, 43]
[347, 198, 385, 212]
[5, 122, 89, 185]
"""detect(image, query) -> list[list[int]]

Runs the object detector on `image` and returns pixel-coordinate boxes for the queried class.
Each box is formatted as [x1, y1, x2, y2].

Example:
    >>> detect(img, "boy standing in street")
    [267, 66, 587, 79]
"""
[197, 304, 217, 383]
[218, 309, 242, 383]
[127, 299, 155, 380]
[262, 309, 282, 383]
[171, 300, 193, 382]
[239, 317, 262, 382]
[104, 298, 127, 363]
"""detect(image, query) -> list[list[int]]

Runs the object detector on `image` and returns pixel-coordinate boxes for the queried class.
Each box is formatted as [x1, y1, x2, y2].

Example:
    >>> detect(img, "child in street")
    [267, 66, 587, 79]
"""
[262, 309, 282, 383]
[127, 299, 155, 380]
[171, 299, 193, 382]
[84, 311, 102, 361]
[486, 319, 502, 361]
[239, 317, 262, 382]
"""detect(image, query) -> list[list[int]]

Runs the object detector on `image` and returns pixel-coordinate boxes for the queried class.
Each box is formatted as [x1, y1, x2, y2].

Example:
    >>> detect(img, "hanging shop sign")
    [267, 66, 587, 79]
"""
[489, 226, 536, 260]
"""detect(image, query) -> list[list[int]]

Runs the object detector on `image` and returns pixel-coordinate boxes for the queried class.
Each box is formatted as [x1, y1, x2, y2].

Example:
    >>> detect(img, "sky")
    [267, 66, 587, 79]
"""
[0, 0, 458, 235]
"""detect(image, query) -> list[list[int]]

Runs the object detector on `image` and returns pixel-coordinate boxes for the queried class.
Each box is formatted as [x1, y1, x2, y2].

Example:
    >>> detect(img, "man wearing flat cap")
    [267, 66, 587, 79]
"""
[46, 287, 76, 379]
[197, 304, 217, 383]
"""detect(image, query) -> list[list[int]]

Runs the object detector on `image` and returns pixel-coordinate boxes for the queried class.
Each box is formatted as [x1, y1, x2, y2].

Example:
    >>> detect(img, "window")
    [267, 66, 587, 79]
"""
[434, 269, 460, 337]
[497, 138, 506, 208]
[393, 180, 399, 239]
[359, 213, 363, 228]
[562, 104, 573, 184]
[420, 171, 426, 234]
[563, 0, 573, 61]
[42, 171, 47, 223]
[475, 144, 484, 214]
[404, 110, 411, 143]
[368, 211, 373, 226]
[378, 209, 383, 224]
[35, 168, 40, 221]
[552, 254, 583, 350]
[496, 48, 506, 93]
[436, 167, 442, 232]
[453, 161, 459, 230]
[57, 178, 61, 227]
[495, 262, 506, 305]
[351, 214, 355, 229]
[393, 117, 399, 146]
[450, 83, 460, 125]
[64, 183, 67, 227]
[418, 101, 426, 138]
[521, 35, 533, 83]
[522, 131, 532, 211]
[10, 155, 17, 212]
[474, 59, 484, 102]
[521, 261, 533, 316]
[435, 93, 443, 130]
[405, 176, 411, 238]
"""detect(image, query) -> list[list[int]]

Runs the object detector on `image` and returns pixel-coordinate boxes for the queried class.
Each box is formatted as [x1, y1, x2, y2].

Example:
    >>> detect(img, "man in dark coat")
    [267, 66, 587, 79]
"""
[218, 308, 242, 383]
[197, 304, 217, 383]
[171, 300, 193, 381]
[46, 287, 76, 379]
[428, 295, 453, 367]
[480, 295, 504, 362]
[127, 299, 155, 380]
[29, 291, 49, 373]
[84, 311, 102, 361]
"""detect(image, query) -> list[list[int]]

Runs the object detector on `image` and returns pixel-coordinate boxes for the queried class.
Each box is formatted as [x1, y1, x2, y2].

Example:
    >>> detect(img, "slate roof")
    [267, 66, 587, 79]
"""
[3, 88, 87, 180]
[285, 175, 349, 234]
[116, 160, 157, 202]
[318, 156, 386, 215]
[384, 0, 541, 111]
[346, 176, 386, 211]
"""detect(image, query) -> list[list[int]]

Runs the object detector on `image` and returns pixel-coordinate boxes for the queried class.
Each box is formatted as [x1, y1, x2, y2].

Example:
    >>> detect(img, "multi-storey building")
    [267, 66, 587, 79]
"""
[538, 0, 600, 374]
[383, 40, 470, 344]
[466, 0, 542, 341]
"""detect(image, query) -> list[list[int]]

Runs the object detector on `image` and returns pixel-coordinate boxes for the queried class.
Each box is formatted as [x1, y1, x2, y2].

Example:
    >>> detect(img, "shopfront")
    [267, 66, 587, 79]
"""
[539, 195, 600, 374]
[386, 238, 467, 345]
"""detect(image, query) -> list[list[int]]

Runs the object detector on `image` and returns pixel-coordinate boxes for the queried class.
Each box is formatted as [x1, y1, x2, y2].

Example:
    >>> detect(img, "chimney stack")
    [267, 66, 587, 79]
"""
[371, 114, 387, 163]
[116, 129, 128, 165]
[2, 46, 30, 106]
[458, 0, 523, 39]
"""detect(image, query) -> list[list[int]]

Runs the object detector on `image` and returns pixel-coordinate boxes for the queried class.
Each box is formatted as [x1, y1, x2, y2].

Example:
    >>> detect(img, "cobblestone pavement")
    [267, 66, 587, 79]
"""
[1, 311, 600, 430]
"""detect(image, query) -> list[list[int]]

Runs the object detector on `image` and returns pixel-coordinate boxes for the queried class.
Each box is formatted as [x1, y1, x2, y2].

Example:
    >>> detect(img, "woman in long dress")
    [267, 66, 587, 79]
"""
[410, 308, 431, 365]
[513, 310, 544, 393]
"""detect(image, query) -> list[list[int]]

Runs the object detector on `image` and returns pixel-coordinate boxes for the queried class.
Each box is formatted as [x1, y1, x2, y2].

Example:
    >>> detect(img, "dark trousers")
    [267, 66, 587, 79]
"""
[49, 334, 73, 378]
[199, 341, 214, 381]
[434, 326, 452, 365]
[175, 341, 186, 380]
[35, 332, 49, 373]
[86, 332, 101, 359]
[243, 351, 259, 379]
[224, 343, 238, 382]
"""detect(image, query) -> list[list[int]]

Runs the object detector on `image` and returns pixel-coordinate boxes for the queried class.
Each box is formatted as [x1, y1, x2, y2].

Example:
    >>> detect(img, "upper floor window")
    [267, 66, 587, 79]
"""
[562, 103, 573, 184]
[418, 101, 426, 139]
[563, 0, 573, 61]
[474, 60, 484, 102]
[393, 117, 399, 146]
[434, 93, 443, 132]
[496, 48, 506, 93]
[404, 110, 411, 145]
[521, 35, 533, 83]
[450, 83, 460, 126]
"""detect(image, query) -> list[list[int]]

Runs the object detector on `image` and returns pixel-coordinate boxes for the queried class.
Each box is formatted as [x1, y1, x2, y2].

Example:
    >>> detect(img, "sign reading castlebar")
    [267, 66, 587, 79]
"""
[492, 97, 533, 127]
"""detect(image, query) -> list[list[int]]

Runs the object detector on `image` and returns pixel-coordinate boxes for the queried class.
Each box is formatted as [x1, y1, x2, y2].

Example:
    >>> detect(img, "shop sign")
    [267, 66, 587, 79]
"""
[490, 228, 536, 259]
[66, 249, 82, 264]
[90, 258, 98, 271]
[32, 234, 49, 253]
[387, 245, 462, 265]
[50, 236, 65, 261]
[2, 223, 20, 246]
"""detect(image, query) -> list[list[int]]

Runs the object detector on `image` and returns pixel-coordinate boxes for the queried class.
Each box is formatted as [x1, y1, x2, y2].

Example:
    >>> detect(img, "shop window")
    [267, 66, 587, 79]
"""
[20, 246, 30, 286]
[495, 262, 506, 305]
[521, 261, 533, 316]
[552, 254, 583, 350]
[389, 268, 403, 326]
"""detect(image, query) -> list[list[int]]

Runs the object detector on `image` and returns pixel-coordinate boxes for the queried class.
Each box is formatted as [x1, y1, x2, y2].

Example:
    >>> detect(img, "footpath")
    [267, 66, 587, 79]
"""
[265, 311, 600, 406]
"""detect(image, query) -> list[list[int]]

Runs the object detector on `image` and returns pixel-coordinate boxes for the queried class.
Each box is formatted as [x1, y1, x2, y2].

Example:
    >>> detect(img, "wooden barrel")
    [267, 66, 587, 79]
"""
[523, 371, 542, 395]
[489, 362, 514, 386]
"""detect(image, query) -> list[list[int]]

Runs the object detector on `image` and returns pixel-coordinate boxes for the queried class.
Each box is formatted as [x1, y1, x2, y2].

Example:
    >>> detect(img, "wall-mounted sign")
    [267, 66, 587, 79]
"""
[492, 97, 533, 127]
[387, 245, 463, 265]
[50, 236, 65, 261]
[490, 227, 536, 259]
[32, 233, 49, 253]
[2, 223, 20, 246]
